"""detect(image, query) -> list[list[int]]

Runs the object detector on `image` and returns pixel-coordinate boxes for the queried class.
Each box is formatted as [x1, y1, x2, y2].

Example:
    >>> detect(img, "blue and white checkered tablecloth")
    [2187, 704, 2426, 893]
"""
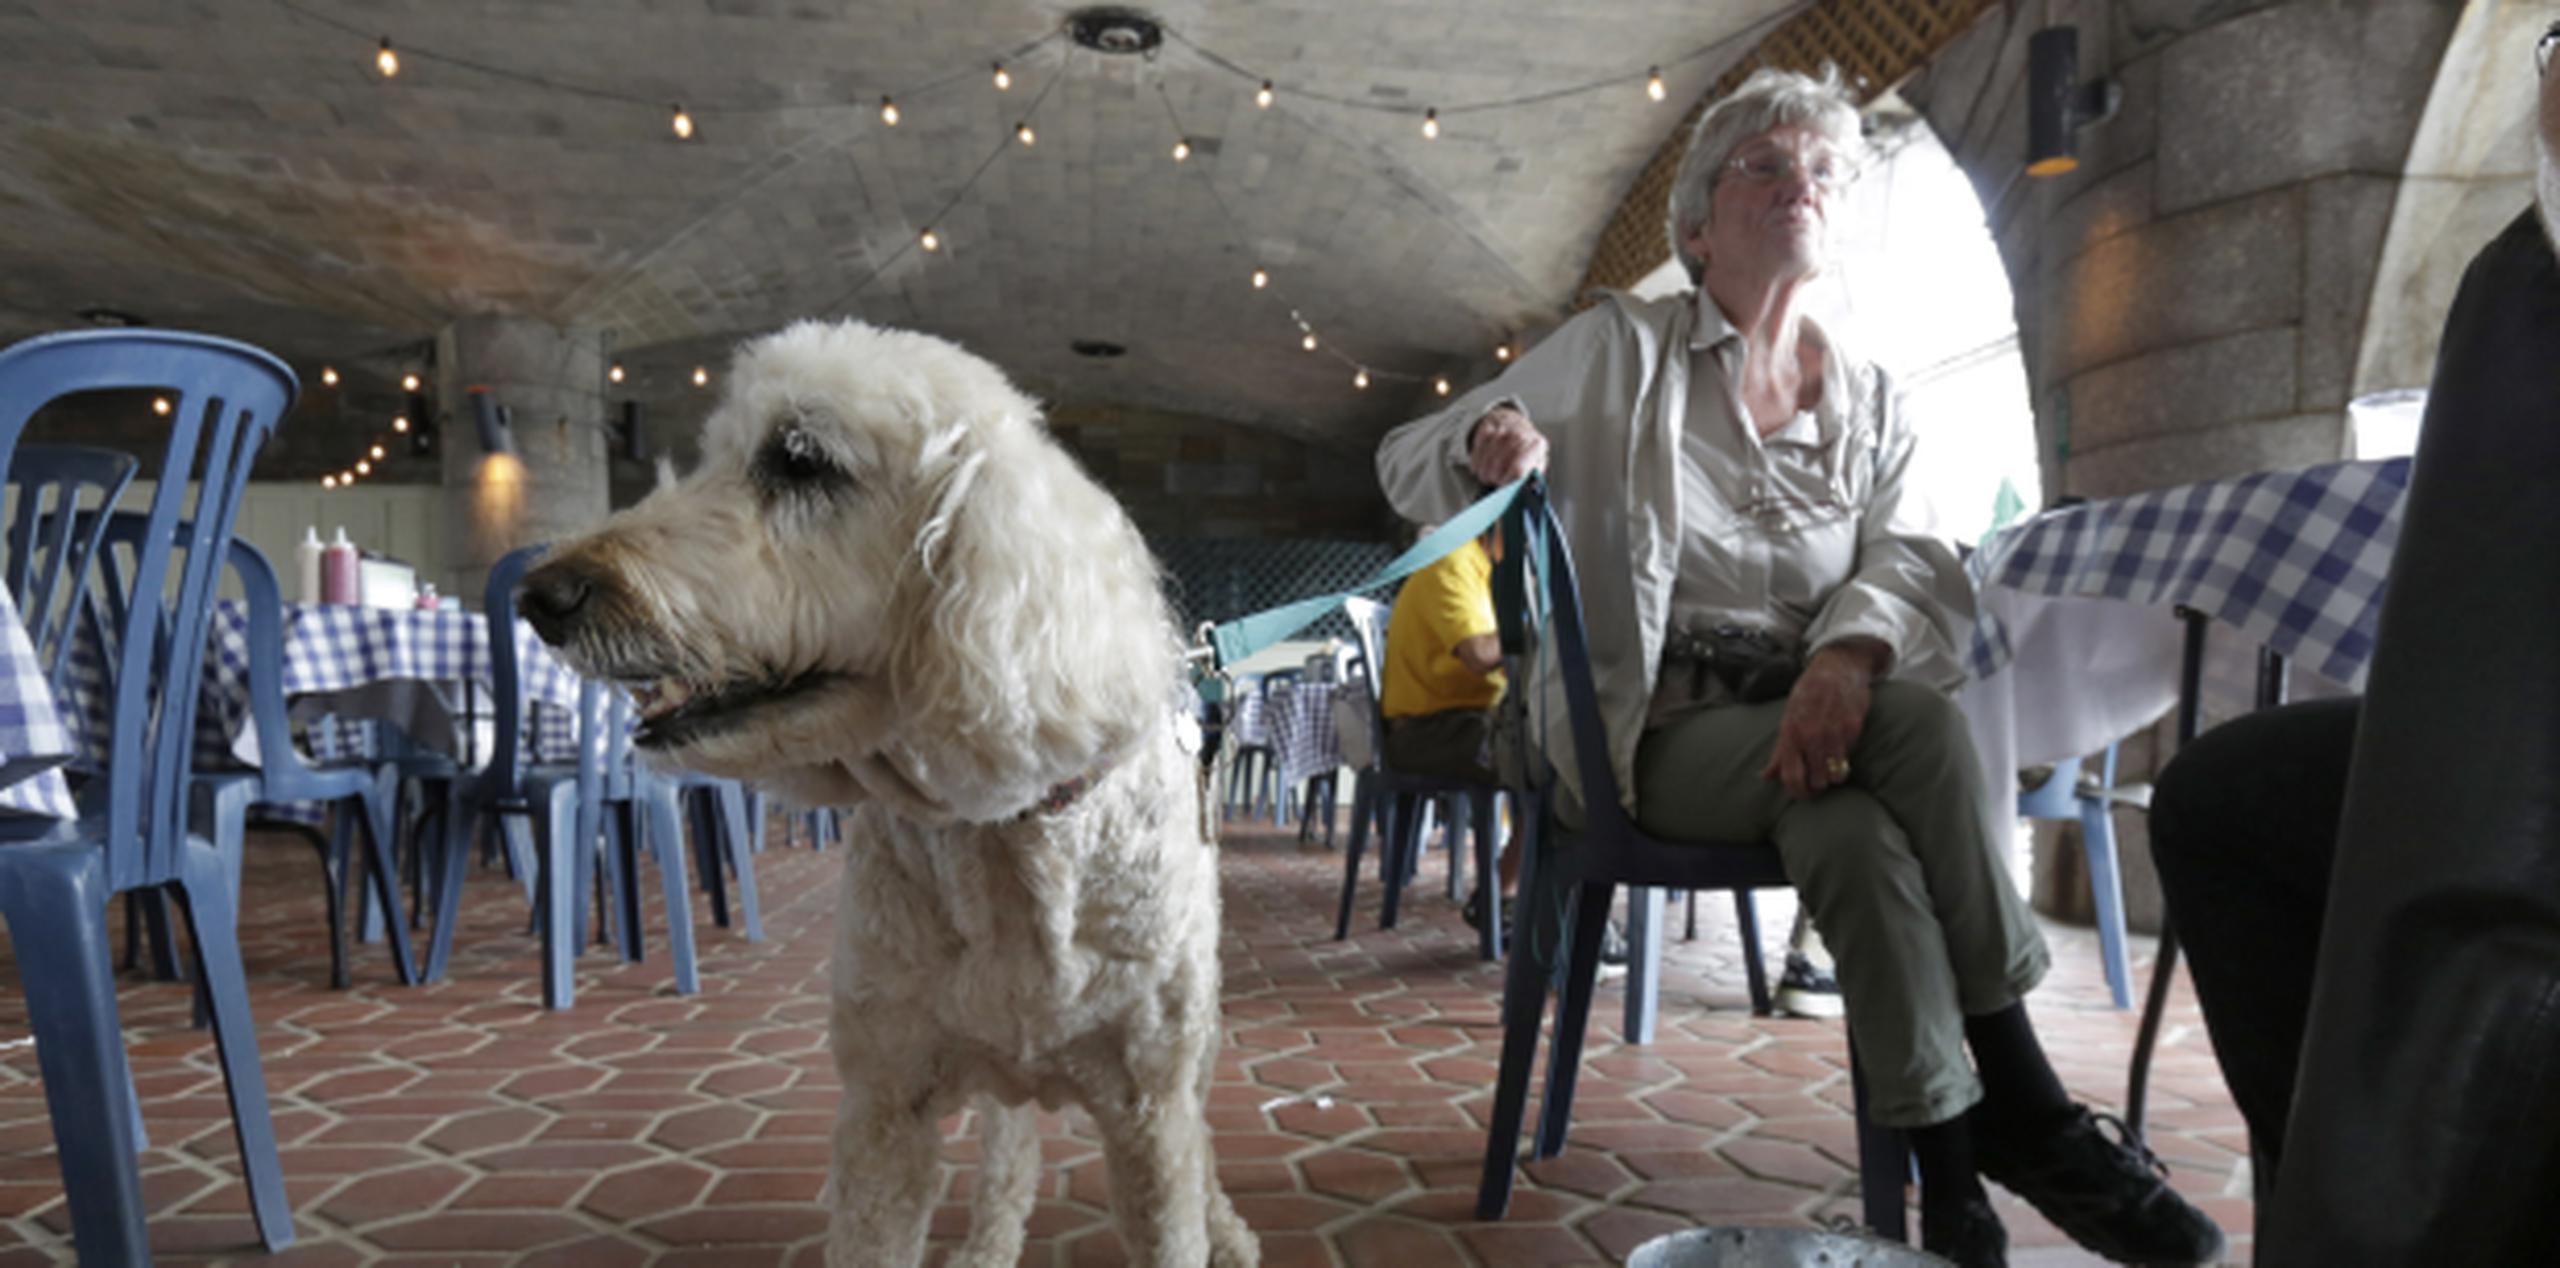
[1265, 679, 1346, 793]
[1966, 457, 2410, 690]
[0, 591, 76, 820]
[63, 601, 591, 788]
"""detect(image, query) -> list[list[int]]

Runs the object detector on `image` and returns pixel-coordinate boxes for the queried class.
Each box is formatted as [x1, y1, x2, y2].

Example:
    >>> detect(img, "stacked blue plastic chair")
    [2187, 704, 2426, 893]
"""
[179, 529, 418, 990]
[420, 544, 697, 1009]
[0, 328, 300, 1262]
[1332, 595, 1506, 961]
[5, 444, 137, 696]
[670, 771, 764, 942]
[578, 692, 707, 981]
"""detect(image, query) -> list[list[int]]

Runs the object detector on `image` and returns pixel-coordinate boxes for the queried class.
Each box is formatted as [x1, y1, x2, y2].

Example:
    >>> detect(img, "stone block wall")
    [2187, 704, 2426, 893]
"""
[1901, 0, 2468, 502]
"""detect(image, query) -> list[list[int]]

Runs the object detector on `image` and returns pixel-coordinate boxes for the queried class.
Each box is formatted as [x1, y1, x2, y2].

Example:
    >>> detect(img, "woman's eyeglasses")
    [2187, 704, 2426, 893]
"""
[2541, 19, 2558, 77]
[1720, 145, 1856, 194]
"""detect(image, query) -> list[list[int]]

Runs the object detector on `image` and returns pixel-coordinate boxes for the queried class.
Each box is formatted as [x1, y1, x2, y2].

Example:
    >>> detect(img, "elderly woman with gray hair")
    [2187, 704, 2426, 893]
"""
[1377, 68, 2221, 1267]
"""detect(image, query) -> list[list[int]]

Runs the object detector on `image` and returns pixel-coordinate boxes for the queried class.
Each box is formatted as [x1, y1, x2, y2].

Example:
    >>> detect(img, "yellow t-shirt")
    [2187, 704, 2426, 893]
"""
[1381, 539, 1506, 718]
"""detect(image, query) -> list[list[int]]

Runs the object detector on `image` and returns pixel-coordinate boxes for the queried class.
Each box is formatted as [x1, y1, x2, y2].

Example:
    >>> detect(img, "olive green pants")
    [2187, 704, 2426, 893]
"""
[1633, 681, 2049, 1127]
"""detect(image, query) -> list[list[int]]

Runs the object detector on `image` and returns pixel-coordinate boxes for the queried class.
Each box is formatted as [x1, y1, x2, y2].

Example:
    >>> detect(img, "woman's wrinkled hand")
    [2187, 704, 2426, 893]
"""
[1468, 405, 1549, 486]
[1762, 645, 1880, 800]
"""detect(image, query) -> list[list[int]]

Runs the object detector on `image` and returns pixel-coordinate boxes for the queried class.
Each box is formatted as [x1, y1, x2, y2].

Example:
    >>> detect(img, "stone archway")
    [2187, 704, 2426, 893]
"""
[2351, 0, 2545, 404]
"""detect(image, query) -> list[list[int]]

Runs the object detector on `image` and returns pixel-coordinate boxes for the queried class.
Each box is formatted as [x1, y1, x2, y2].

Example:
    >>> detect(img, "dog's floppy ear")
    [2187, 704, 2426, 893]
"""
[887, 412, 1179, 823]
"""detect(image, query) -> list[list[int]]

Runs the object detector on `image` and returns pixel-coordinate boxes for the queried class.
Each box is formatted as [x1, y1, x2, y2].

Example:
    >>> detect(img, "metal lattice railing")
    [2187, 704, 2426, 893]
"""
[1154, 537, 1397, 646]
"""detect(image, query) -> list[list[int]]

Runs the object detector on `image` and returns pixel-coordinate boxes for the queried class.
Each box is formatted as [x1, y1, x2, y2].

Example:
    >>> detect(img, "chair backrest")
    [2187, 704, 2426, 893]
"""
[0, 329, 296, 891]
[479, 542, 551, 795]
[207, 529, 329, 792]
[1493, 481, 1641, 844]
[5, 444, 137, 694]
[1340, 595, 1392, 772]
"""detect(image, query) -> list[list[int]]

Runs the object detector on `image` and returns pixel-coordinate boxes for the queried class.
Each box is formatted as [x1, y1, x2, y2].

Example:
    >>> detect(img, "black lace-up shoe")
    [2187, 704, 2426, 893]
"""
[1975, 1106, 2225, 1265]
[1922, 1193, 2009, 1268]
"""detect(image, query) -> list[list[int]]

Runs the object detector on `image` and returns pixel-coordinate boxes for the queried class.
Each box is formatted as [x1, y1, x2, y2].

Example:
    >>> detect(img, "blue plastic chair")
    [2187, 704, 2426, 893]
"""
[580, 696, 708, 979]
[1476, 481, 1830, 1222]
[184, 529, 418, 990]
[0, 328, 300, 1262]
[2017, 746, 2139, 1009]
[1333, 595, 1505, 961]
[421, 545, 698, 1009]
[5, 444, 137, 697]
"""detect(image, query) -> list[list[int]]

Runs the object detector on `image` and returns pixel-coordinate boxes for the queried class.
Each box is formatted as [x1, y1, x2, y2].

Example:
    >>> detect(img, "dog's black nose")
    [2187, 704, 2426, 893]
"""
[516, 561, 595, 645]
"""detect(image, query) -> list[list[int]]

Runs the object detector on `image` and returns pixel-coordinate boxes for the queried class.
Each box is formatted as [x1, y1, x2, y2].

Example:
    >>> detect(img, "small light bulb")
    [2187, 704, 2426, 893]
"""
[370, 444, 386, 460]
[322, 475, 337, 489]
[1256, 80, 1274, 109]
[151, 396, 170, 416]
[1422, 108, 1439, 139]
[1015, 121, 1035, 146]
[393, 415, 410, 433]
[920, 227, 940, 252]
[1647, 67, 1666, 102]
[880, 96, 900, 126]
[1251, 267, 1269, 290]
[692, 366, 709, 387]
[375, 38, 398, 78]
[1172, 138, 1191, 162]
[992, 62, 1011, 91]
[320, 366, 339, 387]
[341, 470, 355, 484]
[1301, 332, 1318, 352]
[401, 372, 420, 393]
[355, 460, 372, 475]
[1353, 368, 1371, 390]
[607, 363, 625, 384]
[671, 104, 694, 140]
[1434, 376, 1452, 396]
[1494, 342, 1513, 363]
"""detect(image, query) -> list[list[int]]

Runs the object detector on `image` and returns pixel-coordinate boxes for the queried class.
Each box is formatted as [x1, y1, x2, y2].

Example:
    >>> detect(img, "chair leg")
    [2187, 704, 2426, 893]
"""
[1444, 793, 1468, 902]
[0, 850, 153, 1266]
[2080, 799, 2134, 1010]
[354, 778, 419, 986]
[422, 795, 477, 984]
[140, 889, 186, 982]
[1734, 890, 1773, 1016]
[1333, 775, 1374, 941]
[1476, 830, 1561, 1219]
[689, 790, 731, 929]
[171, 846, 297, 1251]
[714, 783, 764, 941]
[1380, 791, 1425, 931]
[1683, 890, 1699, 942]
[609, 805, 645, 963]
[1622, 886, 1662, 1044]
[1850, 1043, 1913, 1243]
[640, 787, 703, 996]
[1533, 882, 1616, 1159]
[320, 803, 357, 991]
[538, 785, 582, 1010]
[1473, 791, 1502, 962]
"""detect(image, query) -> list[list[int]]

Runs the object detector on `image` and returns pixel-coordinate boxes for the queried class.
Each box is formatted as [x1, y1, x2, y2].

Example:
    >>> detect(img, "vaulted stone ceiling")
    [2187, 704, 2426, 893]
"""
[0, 0, 1796, 451]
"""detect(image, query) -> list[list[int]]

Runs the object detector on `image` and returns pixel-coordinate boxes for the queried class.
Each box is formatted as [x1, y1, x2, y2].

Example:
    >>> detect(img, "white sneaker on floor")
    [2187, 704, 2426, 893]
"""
[1774, 952, 1844, 1018]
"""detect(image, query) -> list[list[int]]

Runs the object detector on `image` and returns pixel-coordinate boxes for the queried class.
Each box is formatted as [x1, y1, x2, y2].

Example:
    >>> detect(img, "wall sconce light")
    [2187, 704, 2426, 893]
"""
[2027, 27, 2120, 178]
[467, 388, 515, 455]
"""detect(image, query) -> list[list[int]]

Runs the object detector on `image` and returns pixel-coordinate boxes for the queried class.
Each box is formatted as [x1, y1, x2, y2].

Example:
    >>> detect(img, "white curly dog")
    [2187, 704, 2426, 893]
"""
[520, 319, 1258, 1267]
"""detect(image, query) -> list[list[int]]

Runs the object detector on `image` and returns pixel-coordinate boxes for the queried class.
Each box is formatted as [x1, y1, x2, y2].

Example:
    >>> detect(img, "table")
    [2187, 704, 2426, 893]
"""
[1956, 456, 2407, 1132]
[62, 601, 590, 806]
[0, 591, 76, 820]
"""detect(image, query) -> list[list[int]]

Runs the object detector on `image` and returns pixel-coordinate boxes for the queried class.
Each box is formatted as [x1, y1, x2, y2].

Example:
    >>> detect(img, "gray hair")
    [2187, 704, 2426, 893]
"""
[1664, 66, 1864, 284]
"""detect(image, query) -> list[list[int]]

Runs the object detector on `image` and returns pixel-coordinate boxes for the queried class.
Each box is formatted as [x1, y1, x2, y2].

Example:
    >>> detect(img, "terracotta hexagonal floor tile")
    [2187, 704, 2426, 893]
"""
[580, 1159, 719, 1223]
[315, 1163, 473, 1227]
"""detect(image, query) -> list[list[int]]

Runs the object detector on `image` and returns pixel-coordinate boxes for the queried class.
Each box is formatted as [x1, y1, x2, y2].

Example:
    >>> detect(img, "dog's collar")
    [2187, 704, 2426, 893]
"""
[1021, 772, 1096, 820]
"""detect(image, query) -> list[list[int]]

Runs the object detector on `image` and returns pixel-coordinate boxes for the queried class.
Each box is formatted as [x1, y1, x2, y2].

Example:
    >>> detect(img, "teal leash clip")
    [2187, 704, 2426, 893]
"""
[1201, 478, 1528, 670]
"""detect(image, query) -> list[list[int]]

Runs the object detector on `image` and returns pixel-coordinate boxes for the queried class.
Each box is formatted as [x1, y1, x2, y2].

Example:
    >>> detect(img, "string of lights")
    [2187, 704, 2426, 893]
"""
[277, 1, 1811, 488]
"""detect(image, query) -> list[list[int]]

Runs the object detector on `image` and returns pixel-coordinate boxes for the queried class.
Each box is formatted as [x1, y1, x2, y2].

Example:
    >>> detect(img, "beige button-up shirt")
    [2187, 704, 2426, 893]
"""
[1376, 289, 1973, 817]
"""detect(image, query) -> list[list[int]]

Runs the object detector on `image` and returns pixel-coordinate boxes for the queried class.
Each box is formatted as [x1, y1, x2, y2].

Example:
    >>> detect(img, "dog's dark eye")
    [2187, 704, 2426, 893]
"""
[755, 424, 843, 497]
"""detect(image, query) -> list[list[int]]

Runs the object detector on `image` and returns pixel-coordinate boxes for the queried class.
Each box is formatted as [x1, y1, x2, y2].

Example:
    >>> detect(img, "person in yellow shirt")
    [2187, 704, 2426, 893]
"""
[1380, 529, 1505, 780]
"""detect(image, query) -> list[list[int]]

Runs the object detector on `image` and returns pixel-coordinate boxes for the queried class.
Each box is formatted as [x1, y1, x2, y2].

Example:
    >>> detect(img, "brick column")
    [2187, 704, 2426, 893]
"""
[437, 315, 609, 605]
